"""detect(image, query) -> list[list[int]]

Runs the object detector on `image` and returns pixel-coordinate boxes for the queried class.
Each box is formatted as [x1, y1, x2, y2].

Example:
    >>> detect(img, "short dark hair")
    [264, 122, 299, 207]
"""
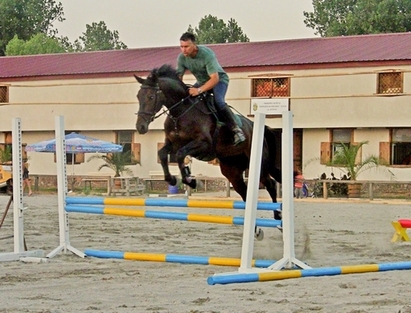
[180, 32, 196, 42]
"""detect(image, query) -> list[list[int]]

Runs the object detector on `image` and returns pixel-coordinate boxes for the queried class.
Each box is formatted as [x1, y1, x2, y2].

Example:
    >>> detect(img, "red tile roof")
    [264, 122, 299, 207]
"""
[1, 32, 411, 79]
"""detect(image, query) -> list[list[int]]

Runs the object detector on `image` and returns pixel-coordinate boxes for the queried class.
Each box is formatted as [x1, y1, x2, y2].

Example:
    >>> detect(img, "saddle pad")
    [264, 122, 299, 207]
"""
[399, 219, 411, 228]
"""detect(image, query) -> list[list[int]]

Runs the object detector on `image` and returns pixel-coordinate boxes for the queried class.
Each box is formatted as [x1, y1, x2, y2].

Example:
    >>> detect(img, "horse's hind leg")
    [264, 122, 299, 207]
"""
[219, 162, 247, 201]
[220, 161, 264, 240]
[261, 176, 282, 221]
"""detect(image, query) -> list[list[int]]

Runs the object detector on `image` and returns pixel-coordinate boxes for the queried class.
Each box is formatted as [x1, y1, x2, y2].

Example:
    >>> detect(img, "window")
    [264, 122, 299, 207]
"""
[251, 78, 290, 97]
[66, 152, 84, 165]
[331, 129, 351, 158]
[0, 86, 8, 103]
[380, 128, 411, 165]
[378, 72, 403, 94]
[320, 129, 353, 164]
[116, 131, 140, 164]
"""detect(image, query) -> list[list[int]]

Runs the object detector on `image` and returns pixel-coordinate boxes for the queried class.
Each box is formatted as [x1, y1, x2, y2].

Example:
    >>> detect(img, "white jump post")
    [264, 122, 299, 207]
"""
[239, 106, 310, 274]
[47, 115, 85, 258]
[0, 118, 43, 262]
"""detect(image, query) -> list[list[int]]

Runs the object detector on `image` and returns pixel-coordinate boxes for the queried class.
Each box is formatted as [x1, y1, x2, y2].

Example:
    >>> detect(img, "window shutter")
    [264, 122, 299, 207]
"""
[76, 153, 85, 163]
[352, 142, 362, 165]
[132, 143, 141, 163]
[320, 142, 331, 164]
[379, 142, 390, 164]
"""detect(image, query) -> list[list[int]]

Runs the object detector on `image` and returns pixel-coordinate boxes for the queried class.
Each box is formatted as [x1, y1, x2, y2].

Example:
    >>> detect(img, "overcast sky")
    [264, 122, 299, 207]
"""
[56, 0, 317, 49]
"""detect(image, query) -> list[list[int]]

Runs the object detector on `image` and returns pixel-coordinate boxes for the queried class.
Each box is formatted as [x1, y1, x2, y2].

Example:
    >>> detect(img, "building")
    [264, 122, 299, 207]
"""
[0, 32, 410, 182]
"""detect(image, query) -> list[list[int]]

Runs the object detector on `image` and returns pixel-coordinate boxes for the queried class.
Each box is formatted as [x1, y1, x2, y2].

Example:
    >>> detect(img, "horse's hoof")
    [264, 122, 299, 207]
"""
[187, 179, 197, 189]
[169, 176, 177, 186]
[255, 229, 264, 241]
[274, 209, 282, 220]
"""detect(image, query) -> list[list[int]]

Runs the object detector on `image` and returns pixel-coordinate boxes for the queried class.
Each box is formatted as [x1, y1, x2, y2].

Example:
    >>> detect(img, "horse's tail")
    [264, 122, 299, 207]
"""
[264, 126, 282, 183]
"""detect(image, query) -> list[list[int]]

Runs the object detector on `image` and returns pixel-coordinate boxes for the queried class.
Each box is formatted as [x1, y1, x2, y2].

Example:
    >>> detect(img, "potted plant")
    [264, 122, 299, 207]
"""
[88, 152, 136, 189]
[0, 145, 12, 164]
[327, 141, 393, 197]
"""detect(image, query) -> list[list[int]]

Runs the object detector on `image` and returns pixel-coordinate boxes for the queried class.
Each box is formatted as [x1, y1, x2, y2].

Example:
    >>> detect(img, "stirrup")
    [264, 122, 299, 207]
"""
[233, 128, 245, 146]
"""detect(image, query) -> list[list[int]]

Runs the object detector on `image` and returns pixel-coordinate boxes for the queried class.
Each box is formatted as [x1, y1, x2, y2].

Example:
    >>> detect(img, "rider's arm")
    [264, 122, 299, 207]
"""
[189, 72, 219, 96]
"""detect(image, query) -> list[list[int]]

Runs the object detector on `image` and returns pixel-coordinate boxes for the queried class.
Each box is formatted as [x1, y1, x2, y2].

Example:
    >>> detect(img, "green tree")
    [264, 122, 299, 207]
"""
[73, 21, 127, 51]
[6, 33, 65, 55]
[303, 0, 411, 37]
[0, 0, 64, 56]
[187, 15, 249, 44]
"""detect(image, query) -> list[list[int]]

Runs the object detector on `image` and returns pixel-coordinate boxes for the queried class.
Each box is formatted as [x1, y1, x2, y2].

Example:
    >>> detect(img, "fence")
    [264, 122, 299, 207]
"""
[305, 180, 411, 200]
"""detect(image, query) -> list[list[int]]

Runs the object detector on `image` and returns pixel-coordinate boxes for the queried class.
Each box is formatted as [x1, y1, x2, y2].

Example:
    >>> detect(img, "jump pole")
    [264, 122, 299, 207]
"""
[65, 197, 281, 211]
[64, 205, 281, 228]
[47, 116, 85, 258]
[0, 118, 43, 262]
[84, 249, 277, 268]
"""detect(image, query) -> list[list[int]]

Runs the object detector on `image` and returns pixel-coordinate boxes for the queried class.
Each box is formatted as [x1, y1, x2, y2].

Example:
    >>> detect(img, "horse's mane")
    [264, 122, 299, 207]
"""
[147, 64, 187, 90]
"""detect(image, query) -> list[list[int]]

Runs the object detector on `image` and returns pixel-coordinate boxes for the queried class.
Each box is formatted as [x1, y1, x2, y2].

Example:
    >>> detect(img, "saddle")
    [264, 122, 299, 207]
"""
[196, 91, 242, 127]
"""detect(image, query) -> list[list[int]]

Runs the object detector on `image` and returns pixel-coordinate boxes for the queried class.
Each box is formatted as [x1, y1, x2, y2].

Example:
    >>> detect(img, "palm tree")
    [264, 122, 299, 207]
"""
[329, 141, 392, 181]
[328, 141, 394, 197]
[0, 145, 12, 164]
[88, 152, 134, 177]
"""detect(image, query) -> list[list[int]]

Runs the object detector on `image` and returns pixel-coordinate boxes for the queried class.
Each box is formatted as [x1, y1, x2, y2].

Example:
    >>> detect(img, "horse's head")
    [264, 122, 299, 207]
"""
[135, 65, 187, 134]
[134, 70, 165, 134]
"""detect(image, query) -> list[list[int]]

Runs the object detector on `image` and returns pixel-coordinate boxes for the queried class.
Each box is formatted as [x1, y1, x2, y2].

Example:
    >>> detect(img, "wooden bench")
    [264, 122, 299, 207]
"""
[391, 219, 411, 242]
[82, 174, 112, 195]
[109, 177, 145, 197]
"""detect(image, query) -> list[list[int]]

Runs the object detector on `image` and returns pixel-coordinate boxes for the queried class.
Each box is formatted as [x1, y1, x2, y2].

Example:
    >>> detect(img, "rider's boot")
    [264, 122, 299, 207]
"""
[218, 106, 246, 146]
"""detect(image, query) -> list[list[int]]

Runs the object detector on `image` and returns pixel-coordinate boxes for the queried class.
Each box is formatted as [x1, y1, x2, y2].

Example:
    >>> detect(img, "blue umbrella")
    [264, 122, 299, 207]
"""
[25, 132, 123, 153]
[26, 132, 123, 177]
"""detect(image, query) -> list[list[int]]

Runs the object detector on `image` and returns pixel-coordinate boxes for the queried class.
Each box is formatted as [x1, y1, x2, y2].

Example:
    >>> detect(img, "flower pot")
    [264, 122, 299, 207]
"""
[168, 184, 179, 194]
[348, 183, 362, 198]
[113, 178, 122, 189]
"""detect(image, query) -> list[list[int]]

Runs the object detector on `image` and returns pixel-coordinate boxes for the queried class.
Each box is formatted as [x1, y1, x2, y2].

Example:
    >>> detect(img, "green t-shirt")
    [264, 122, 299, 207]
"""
[176, 45, 229, 85]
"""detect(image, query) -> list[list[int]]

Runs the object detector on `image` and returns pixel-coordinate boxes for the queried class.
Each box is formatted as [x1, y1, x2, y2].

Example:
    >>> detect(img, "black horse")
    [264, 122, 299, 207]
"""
[134, 64, 281, 217]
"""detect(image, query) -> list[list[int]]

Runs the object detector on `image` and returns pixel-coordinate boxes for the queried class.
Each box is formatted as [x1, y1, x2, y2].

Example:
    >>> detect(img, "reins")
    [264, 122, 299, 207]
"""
[136, 84, 200, 124]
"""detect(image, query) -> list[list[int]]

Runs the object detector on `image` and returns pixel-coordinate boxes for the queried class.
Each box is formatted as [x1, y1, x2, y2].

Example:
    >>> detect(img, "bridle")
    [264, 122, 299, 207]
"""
[136, 85, 163, 123]
[136, 84, 198, 123]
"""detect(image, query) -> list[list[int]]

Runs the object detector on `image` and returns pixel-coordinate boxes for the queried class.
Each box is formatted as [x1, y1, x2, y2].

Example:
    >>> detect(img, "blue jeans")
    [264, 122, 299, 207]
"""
[196, 81, 228, 110]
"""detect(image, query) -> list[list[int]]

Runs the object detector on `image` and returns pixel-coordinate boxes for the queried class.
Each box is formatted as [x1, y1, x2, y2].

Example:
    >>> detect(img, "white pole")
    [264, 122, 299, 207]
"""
[12, 118, 24, 253]
[47, 116, 84, 258]
[239, 112, 266, 272]
[269, 111, 310, 270]
[0, 118, 43, 262]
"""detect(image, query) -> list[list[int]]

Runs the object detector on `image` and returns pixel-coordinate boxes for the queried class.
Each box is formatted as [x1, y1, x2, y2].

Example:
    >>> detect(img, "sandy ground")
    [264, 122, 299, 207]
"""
[1, 190, 411, 313]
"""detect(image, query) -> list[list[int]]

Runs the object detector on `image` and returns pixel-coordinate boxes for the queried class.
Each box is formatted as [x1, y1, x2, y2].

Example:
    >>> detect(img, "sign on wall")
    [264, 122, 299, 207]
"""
[250, 98, 289, 115]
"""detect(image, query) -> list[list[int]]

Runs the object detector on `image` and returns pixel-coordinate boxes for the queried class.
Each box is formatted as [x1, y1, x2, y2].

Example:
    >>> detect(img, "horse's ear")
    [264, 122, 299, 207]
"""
[134, 74, 145, 85]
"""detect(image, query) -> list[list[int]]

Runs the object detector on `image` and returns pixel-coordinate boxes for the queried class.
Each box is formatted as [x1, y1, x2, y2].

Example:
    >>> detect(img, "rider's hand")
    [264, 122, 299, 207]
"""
[188, 87, 201, 96]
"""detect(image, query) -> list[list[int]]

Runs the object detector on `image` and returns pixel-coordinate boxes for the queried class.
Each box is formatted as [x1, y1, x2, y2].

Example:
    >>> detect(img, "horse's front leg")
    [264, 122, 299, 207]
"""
[175, 140, 210, 189]
[158, 141, 177, 186]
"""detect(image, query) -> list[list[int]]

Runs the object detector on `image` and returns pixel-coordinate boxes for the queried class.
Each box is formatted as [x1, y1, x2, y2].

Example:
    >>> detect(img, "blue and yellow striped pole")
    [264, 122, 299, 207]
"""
[65, 205, 281, 228]
[66, 197, 281, 211]
[84, 249, 276, 268]
[207, 262, 411, 285]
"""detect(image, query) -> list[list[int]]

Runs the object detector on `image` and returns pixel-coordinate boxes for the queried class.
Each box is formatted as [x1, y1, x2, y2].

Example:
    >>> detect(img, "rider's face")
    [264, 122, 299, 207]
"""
[180, 40, 196, 57]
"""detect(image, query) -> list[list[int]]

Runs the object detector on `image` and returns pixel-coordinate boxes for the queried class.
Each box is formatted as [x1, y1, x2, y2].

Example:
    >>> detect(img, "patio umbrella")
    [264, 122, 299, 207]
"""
[25, 132, 123, 175]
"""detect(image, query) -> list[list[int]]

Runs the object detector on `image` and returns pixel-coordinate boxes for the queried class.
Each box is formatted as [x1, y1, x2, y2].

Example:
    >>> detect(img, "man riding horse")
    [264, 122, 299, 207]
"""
[177, 32, 246, 146]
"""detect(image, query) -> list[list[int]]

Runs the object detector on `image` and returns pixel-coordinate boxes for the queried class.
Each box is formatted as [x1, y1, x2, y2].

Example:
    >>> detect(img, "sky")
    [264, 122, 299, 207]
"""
[56, 0, 317, 49]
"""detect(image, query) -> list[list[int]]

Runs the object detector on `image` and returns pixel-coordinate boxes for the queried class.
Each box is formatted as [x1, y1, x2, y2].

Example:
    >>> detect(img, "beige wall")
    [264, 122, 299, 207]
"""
[2, 64, 411, 181]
